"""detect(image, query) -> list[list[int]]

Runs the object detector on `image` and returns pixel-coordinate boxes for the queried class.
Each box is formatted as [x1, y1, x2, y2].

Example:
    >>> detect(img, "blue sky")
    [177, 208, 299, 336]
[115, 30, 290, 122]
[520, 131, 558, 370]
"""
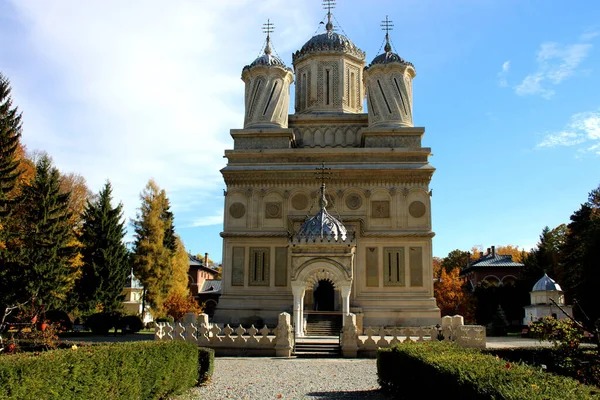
[1, 0, 599, 262]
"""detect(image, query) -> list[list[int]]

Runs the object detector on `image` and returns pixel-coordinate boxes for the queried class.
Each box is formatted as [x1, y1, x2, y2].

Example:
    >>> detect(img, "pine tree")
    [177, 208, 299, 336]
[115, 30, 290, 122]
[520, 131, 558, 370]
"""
[562, 186, 600, 324]
[131, 179, 173, 316]
[0, 73, 24, 314]
[0, 73, 22, 218]
[77, 181, 129, 314]
[8, 155, 79, 311]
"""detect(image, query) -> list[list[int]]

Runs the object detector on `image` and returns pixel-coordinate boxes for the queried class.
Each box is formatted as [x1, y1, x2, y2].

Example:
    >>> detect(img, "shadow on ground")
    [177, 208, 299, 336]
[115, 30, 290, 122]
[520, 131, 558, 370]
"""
[306, 389, 392, 399]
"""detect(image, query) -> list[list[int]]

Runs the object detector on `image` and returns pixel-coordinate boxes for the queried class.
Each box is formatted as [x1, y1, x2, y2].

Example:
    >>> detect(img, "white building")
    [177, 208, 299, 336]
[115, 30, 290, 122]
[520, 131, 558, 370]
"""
[523, 273, 573, 325]
[215, 4, 439, 335]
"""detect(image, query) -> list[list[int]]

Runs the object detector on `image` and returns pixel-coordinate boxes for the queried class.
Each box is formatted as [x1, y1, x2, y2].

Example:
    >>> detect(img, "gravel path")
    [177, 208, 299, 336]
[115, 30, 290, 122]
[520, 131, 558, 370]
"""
[175, 357, 393, 400]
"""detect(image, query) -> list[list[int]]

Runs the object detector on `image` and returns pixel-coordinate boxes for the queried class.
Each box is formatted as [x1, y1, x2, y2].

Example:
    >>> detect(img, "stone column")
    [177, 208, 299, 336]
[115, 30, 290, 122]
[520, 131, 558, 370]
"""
[292, 285, 305, 337]
[341, 313, 358, 358]
[340, 286, 351, 325]
[275, 312, 293, 357]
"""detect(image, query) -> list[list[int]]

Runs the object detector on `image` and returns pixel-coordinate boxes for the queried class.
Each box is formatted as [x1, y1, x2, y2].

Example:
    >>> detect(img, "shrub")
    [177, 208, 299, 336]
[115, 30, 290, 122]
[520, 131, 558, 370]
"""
[45, 310, 73, 332]
[85, 312, 121, 335]
[377, 341, 599, 399]
[0, 341, 204, 399]
[198, 347, 214, 384]
[119, 315, 143, 333]
[155, 316, 174, 324]
[485, 347, 600, 388]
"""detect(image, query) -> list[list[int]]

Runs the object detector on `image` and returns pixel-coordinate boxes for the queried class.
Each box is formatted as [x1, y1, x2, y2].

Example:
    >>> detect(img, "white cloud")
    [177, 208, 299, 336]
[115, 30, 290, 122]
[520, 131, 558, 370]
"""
[515, 41, 592, 99]
[497, 60, 510, 87]
[188, 212, 225, 228]
[4, 0, 314, 230]
[537, 131, 585, 148]
[537, 109, 600, 153]
[580, 30, 599, 41]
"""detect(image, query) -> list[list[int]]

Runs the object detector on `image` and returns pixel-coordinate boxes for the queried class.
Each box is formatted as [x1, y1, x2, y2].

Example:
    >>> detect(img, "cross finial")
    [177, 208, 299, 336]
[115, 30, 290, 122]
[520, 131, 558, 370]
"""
[322, 0, 336, 31]
[381, 15, 394, 53]
[262, 19, 275, 55]
[316, 161, 331, 209]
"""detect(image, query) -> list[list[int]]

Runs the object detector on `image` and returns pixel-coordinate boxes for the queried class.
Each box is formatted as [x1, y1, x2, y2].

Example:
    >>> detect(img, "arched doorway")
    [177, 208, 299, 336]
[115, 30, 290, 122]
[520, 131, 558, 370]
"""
[313, 279, 335, 311]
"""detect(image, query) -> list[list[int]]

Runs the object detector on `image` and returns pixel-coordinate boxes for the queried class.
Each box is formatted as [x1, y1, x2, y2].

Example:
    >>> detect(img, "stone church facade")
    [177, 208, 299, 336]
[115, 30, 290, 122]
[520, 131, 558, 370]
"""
[214, 8, 439, 334]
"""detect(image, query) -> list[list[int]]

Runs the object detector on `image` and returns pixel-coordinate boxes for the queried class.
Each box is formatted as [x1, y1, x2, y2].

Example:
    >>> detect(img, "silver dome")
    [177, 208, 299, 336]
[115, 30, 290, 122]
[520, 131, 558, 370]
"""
[532, 273, 562, 292]
[243, 53, 288, 72]
[292, 31, 365, 64]
[298, 207, 347, 241]
[366, 51, 414, 70]
[297, 184, 347, 241]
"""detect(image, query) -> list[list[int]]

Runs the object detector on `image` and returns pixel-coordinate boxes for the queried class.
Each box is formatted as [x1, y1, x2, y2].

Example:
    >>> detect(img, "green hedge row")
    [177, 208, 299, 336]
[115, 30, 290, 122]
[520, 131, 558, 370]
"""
[377, 342, 599, 399]
[0, 341, 214, 400]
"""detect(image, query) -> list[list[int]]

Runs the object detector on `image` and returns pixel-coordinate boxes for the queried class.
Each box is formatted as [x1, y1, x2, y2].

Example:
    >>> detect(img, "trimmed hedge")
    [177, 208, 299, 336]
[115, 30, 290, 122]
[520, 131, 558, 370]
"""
[0, 341, 213, 400]
[198, 347, 215, 383]
[377, 341, 599, 399]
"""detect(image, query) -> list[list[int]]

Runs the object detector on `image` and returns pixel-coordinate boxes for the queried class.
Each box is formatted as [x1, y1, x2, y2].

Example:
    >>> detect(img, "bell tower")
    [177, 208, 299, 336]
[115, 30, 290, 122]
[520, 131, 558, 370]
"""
[242, 20, 294, 128]
[292, 1, 365, 114]
[363, 16, 416, 127]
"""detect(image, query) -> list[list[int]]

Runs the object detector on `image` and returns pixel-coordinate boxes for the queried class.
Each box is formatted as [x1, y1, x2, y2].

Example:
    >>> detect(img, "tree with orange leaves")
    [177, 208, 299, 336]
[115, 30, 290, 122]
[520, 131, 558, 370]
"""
[163, 291, 203, 322]
[434, 267, 474, 321]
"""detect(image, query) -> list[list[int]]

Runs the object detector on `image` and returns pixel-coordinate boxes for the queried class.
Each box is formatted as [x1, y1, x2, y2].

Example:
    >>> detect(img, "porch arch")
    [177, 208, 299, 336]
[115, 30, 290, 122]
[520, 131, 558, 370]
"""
[291, 259, 352, 337]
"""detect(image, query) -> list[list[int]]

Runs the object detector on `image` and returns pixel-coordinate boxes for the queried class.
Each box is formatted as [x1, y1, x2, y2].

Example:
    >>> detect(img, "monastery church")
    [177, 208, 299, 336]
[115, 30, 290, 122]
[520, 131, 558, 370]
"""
[214, 3, 440, 336]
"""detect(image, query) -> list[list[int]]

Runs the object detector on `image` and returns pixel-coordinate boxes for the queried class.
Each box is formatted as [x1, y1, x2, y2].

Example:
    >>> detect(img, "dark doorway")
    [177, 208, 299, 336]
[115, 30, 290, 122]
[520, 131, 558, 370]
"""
[313, 280, 335, 311]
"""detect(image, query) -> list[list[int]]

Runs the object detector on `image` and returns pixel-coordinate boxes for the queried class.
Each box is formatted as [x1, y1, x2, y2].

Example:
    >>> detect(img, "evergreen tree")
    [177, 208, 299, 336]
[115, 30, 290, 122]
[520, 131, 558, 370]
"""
[7, 155, 78, 311]
[562, 186, 600, 323]
[0, 73, 22, 218]
[131, 179, 173, 316]
[77, 181, 129, 314]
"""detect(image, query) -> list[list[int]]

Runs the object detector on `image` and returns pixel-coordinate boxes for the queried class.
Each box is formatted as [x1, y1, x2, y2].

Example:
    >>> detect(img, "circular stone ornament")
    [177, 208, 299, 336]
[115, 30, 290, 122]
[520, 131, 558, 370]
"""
[229, 202, 246, 219]
[409, 201, 426, 218]
[291, 194, 309, 210]
[345, 194, 362, 210]
[265, 202, 282, 218]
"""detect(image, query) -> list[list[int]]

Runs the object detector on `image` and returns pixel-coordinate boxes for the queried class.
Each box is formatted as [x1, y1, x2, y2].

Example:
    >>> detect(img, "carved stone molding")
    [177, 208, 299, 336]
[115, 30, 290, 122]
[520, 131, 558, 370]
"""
[265, 202, 282, 219]
[229, 202, 246, 219]
[291, 193, 309, 210]
[345, 194, 362, 210]
[409, 201, 426, 218]
[371, 201, 390, 218]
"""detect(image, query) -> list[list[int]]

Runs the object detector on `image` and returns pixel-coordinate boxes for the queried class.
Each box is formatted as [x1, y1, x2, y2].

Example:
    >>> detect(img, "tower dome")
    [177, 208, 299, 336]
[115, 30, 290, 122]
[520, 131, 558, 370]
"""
[241, 20, 294, 129]
[532, 273, 562, 292]
[364, 16, 416, 128]
[291, 7, 365, 114]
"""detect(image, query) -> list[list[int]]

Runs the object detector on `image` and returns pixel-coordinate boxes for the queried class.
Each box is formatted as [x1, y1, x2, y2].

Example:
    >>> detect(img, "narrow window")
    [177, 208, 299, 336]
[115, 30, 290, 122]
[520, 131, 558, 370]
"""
[263, 82, 278, 115]
[350, 72, 356, 109]
[394, 77, 408, 114]
[368, 90, 377, 116]
[302, 73, 307, 109]
[326, 69, 330, 105]
[249, 247, 270, 286]
[254, 252, 258, 281]
[388, 252, 392, 282]
[377, 80, 392, 114]
[249, 80, 262, 117]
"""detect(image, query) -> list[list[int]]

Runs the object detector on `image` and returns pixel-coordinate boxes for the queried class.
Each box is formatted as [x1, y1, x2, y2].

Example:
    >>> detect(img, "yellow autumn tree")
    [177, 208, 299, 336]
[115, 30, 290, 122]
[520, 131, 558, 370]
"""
[169, 235, 190, 298]
[434, 267, 474, 321]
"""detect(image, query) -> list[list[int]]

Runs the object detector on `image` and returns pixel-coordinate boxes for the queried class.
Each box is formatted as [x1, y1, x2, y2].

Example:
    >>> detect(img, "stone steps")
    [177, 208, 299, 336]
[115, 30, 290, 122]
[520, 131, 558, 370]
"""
[294, 342, 341, 358]
[305, 314, 342, 336]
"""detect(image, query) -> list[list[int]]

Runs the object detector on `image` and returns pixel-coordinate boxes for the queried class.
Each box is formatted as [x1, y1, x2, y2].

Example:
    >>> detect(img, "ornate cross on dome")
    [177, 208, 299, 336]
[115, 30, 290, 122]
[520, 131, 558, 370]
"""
[381, 15, 394, 53]
[322, 0, 336, 31]
[316, 161, 331, 208]
[262, 19, 275, 55]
